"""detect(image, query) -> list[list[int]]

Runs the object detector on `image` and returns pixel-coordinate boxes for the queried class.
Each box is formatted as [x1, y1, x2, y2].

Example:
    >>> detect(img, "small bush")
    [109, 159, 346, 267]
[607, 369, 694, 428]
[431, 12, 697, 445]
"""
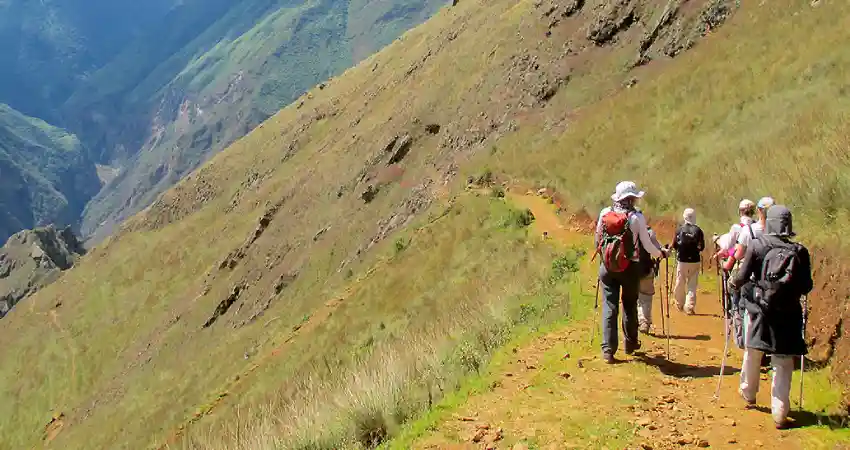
[476, 168, 494, 186]
[549, 250, 581, 283]
[394, 238, 407, 254]
[501, 207, 535, 228]
[350, 406, 390, 449]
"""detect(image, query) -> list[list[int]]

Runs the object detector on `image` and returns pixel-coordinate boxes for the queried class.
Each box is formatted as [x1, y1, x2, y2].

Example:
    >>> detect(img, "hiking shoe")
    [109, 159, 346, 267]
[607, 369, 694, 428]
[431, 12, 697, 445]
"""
[684, 307, 695, 316]
[602, 352, 615, 364]
[638, 322, 651, 334]
[738, 389, 756, 407]
[625, 341, 641, 355]
[774, 418, 791, 430]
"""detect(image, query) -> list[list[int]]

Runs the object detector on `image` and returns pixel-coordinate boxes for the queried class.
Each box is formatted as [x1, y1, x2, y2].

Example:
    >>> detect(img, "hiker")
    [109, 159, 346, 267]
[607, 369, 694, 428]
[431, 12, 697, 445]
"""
[723, 199, 758, 348]
[731, 205, 813, 429]
[637, 218, 664, 334]
[722, 199, 757, 272]
[727, 198, 774, 348]
[594, 181, 668, 363]
[671, 208, 705, 315]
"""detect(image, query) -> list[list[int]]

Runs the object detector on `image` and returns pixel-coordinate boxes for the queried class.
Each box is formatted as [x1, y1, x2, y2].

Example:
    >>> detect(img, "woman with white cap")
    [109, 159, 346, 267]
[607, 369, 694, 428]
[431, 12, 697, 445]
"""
[594, 181, 669, 363]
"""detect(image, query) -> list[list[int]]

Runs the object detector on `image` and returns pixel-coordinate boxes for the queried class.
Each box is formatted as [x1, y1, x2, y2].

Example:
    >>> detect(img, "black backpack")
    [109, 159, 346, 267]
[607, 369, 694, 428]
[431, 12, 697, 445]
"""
[676, 224, 701, 253]
[753, 240, 805, 310]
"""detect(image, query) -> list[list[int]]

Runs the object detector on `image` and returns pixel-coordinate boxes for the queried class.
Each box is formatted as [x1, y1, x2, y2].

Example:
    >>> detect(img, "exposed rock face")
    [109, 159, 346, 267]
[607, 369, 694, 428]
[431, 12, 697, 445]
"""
[0, 226, 85, 318]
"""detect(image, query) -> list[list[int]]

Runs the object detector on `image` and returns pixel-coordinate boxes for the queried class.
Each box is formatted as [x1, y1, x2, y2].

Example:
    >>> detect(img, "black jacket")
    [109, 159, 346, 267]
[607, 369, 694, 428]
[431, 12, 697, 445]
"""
[732, 235, 813, 355]
[672, 223, 705, 263]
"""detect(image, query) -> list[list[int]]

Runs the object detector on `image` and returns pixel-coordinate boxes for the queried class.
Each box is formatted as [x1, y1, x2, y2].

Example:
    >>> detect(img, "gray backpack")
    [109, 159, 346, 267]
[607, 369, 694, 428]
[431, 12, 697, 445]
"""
[753, 241, 804, 310]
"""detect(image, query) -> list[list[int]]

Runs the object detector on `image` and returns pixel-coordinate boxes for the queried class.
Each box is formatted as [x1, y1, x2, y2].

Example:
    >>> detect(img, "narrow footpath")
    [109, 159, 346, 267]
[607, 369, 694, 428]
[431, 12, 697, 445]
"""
[410, 193, 846, 450]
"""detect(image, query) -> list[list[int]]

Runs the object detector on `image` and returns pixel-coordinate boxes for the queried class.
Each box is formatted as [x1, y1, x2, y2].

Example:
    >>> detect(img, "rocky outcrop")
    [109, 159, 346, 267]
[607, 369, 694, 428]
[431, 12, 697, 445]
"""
[0, 226, 85, 318]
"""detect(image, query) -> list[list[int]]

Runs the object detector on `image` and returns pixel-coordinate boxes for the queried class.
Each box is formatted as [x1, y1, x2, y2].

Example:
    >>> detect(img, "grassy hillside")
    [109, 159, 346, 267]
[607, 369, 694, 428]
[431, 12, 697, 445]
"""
[0, 104, 100, 242]
[1, 0, 849, 449]
[67, 0, 446, 240]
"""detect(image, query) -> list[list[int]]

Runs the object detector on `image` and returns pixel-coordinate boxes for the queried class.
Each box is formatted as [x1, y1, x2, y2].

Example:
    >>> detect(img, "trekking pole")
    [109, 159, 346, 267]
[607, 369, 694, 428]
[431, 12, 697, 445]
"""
[591, 278, 600, 345]
[714, 270, 732, 401]
[799, 295, 808, 410]
[657, 261, 666, 340]
[664, 253, 672, 357]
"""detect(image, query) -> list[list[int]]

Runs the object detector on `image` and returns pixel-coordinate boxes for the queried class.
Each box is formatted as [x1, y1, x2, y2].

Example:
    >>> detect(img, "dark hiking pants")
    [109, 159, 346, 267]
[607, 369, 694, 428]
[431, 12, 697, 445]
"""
[599, 263, 640, 356]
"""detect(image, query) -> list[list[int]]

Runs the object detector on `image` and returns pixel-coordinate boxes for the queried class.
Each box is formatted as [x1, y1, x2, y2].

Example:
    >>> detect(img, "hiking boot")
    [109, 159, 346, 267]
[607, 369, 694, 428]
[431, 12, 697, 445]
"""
[602, 352, 615, 364]
[638, 322, 651, 334]
[625, 341, 641, 355]
[684, 307, 695, 316]
[738, 389, 756, 408]
[774, 418, 791, 430]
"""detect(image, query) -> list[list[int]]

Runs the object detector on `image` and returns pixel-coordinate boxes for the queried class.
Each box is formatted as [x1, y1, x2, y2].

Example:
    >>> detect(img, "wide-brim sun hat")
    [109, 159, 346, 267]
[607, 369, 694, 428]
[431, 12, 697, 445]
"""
[757, 196, 775, 210]
[611, 181, 645, 202]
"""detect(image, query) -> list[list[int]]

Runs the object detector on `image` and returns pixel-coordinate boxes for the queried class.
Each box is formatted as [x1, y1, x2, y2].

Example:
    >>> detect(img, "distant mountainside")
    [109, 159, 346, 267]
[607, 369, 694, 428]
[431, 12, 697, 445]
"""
[0, 0, 447, 241]
[70, 0, 447, 240]
[0, 104, 99, 242]
[0, 0, 178, 121]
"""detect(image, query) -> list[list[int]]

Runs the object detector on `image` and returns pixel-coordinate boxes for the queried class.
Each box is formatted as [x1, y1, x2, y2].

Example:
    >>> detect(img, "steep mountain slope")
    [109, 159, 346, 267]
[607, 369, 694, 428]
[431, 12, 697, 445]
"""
[64, 0, 446, 240]
[0, 104, 99, 242]
[0, 0, 848, 449]
[0, 0, 177, 121]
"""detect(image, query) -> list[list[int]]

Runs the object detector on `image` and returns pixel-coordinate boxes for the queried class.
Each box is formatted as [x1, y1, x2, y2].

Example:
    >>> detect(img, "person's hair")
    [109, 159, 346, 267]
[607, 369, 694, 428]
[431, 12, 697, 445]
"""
[619, 196, 637, 208]
[740, 205, 756, 217]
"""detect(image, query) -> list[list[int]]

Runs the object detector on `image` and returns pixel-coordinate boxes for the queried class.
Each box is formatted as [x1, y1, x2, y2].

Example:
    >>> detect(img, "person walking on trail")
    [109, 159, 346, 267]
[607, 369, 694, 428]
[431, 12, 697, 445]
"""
[727, 197, 774, 348]
[672, 208, 705, 315]
[637, 220, 664, 334]
[723, 199, 758, 272]
[594, 181, 668, 364]
[722, 199, 758, 347]
[731, 205, 813, 429]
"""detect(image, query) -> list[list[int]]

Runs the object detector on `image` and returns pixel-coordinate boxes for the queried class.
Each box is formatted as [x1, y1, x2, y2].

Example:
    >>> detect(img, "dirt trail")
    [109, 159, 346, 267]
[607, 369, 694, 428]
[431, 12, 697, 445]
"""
[415, 194, 840, 449]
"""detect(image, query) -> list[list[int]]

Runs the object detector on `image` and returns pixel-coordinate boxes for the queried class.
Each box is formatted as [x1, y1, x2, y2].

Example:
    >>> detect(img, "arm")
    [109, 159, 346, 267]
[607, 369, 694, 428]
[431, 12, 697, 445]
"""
[697, 228, 705, 252]
[797, 245, 814, 295]
[732, 243, 757, 288]
[632, 214, 663, 258]
[594, 211, 604, 249]
[649, 229, 662, 251]
[723, 250, 737, 271]
[671, 226, 680, 251]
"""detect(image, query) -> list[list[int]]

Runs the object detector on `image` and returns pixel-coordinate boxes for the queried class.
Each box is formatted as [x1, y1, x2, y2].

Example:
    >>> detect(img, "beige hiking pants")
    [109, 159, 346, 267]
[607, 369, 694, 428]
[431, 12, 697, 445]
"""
[637, 275, 655, 326]
[674, 261, 700, 312]
[739, 312, 794, 423]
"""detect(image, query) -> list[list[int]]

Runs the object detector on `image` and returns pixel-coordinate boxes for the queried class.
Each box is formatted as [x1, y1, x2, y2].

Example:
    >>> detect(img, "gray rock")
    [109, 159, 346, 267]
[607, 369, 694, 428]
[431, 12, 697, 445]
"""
[0, 225, 85, 318]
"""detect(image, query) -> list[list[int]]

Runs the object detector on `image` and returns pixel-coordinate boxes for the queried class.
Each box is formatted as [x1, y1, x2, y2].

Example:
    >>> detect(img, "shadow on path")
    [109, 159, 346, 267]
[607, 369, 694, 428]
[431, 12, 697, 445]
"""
[648, 333, 712, 341]
[750, 406, 850, 430]
[635, 353, 740, 379]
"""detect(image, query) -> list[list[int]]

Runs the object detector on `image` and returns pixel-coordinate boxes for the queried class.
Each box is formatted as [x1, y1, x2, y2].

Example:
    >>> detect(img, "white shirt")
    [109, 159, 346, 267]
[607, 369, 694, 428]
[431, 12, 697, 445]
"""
[595, 207, 663, 260]
[737, 220, 763, 248]
[729, 216, 755, 247]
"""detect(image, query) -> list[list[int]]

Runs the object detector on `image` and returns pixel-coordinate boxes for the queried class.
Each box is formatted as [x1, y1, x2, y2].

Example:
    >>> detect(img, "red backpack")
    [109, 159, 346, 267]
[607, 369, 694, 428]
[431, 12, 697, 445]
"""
[593, 210, 635, 272]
